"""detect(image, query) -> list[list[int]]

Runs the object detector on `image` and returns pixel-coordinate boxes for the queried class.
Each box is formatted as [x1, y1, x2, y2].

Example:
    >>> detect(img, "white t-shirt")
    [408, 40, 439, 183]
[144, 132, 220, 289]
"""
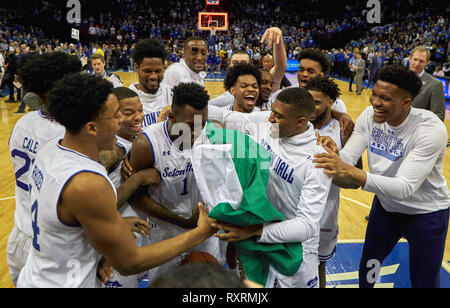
[162, 59, 205, 89]
[129, 82, 173, 129]
[341, 106, 450, 214]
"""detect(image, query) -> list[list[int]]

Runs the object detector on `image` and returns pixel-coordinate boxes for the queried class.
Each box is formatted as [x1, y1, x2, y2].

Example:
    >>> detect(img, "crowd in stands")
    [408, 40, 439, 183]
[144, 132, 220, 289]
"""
[0, 0, 449, 94]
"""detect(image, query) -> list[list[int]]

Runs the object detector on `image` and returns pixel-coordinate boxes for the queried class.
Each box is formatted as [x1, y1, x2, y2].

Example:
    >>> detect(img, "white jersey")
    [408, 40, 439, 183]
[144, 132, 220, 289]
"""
[129, 82, 172, 129]
[221, 104, 261, 112]
[314, 118, 343, 243]
[341, 106, 450, 215]
[17, 139, 116, 288]
[9, 110, 65, 237]
[140, 121, 221, 279]
[268, 85, 347, 113]
[162, 59, 205, 88]
[108, 135, 137, 217]
[208, 107, 332, 255]
[141, 121, 206, 239]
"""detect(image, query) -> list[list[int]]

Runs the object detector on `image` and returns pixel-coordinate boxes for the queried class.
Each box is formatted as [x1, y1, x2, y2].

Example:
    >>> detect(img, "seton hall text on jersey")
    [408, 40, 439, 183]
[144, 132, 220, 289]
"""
[162, 162, 193, 178]
[142, 111, 161, 128]
[22, 137, 39, 154]
[260, 138, 295, 184]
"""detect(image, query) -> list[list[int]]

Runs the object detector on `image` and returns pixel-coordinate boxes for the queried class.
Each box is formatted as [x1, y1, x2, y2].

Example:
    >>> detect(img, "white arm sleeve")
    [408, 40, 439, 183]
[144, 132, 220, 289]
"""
[258, 164, 332, 243]
[339, 108, 368, 165]
[208, 105, 270, 137]
[208, 91, 234, 107]
[363, 124, 447, 200]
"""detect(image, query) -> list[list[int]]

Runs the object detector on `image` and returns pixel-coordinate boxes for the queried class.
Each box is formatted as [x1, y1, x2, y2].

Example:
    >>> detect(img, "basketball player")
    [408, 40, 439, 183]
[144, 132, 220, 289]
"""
[268, 48, 354, 141]
[127, 82, 222, 284]
[207, 87, 332, 288]
[222, 63, 261, 113]
[16, 74, 216, 288]
[208, 50, 251, 108]
[91, 53, 123, 88]
[7, 52, 82, 285]
[163, 36, 208, 88]
[99, 87, 159, 288]
[304, 76, 360, 288]
[257, 69, 275, 111]
[313, 65, 450, 288]
[209, 27, 287, 108]
[128, 39, 172, 129]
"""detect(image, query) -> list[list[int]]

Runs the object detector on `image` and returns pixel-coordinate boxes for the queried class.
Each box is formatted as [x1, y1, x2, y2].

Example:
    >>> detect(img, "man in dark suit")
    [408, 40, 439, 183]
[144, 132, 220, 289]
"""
[367, 51, 383, 88]
[409, 46, 446, 121]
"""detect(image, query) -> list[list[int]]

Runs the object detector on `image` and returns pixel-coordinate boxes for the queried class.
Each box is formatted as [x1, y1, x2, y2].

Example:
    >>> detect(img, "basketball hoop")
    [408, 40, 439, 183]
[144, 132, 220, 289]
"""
[210, 26, 216, 37]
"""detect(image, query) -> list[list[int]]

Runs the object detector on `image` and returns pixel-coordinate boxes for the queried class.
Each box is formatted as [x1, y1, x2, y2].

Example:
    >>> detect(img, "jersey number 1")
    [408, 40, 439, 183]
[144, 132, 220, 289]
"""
[181, 178, 188, 196]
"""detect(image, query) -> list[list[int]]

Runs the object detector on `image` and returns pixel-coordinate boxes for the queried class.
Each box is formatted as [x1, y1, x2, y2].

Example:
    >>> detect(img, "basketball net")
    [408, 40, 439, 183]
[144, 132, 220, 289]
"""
[210, 26, 216, 37]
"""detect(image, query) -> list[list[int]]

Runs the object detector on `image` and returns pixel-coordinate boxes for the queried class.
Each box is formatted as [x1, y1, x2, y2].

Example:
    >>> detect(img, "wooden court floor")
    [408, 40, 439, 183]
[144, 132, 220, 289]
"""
[0, 73, 448, 288]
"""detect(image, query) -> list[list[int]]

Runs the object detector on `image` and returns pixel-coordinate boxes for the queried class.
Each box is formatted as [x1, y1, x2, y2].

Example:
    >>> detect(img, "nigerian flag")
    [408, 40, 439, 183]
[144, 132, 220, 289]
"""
[191, 122, 303, 286]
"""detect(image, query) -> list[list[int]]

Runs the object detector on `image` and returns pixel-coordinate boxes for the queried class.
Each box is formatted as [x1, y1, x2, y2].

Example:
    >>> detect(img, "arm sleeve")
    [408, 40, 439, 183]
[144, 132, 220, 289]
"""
[339, 108, 369, 165]
[208, 92, 234, 107]
[258, 163, 332, 243]
[363, 123, 447, 200]
[208, 105, 270, 137]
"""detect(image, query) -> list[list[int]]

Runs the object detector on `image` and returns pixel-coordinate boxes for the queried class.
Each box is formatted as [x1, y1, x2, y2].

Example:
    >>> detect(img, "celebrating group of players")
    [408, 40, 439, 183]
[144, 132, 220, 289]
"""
[6, 26, 449, 288]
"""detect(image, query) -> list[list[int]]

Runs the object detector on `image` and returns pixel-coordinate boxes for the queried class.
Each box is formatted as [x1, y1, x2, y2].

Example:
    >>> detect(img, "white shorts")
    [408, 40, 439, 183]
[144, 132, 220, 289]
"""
[6, 226, 31, 286]
[265, 253, 319, 288]
[318, 233, 338, 262]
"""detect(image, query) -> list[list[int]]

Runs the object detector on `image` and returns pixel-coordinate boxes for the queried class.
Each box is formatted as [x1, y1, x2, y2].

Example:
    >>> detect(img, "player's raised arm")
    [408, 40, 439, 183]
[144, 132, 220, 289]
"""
[261, 27, 287, 92]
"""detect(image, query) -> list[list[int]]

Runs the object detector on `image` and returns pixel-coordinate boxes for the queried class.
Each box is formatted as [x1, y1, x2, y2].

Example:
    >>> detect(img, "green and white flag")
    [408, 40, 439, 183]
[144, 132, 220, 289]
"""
[191, 122, 303, 286]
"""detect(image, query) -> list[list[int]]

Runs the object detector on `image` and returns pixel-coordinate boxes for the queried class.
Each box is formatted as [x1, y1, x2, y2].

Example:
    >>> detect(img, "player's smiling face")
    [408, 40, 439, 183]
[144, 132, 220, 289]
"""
[259, 70, 273, 103]
[297, 59, 324, 88]
[136, 57, 165, 95]
[117, 97, 144, 141]
[184, 40, 207, 73]
[230, 74, 259, 113]
[370, 80, 412, 127]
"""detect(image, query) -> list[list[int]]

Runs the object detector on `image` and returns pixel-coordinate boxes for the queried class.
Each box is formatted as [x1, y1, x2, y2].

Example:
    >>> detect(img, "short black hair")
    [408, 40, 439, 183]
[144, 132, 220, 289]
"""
[132, 39, 167, 66]
[224, 63, 262, 91]
[48, 73, 114, 134]
[112, 87, 138, 102]
[231, 50, 251, 61]
[305, 76, 341, 101]
[172, 82, 209, 113]
[19, 52, 82, 95]
[276, 87, 315, 117]
[150, 263, 247, 288]
[378, 65, 423, 99]
[298, 48, 331, 73]
[183, 36, 207, 50]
